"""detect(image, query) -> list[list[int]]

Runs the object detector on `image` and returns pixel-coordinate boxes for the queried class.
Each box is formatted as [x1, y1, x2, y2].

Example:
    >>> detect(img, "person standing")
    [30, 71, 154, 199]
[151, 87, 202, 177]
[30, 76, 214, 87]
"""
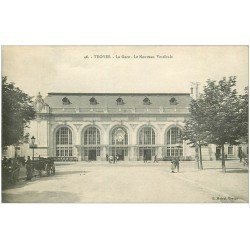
[154, 155, 158, 163]
[170, 158, 175, 173]
[26, 156, 32, 180]
[176, 157, 180, 172]
[109, 155, 113, 164]
[239, 150, 243, 162]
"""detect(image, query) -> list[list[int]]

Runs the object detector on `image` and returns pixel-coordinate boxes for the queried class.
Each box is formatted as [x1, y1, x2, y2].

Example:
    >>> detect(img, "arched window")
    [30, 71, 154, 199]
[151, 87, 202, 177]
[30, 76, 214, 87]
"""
[82, 127, 101, 161]
[111, 127, 128, 145]
[89, 97, 98, 105]
[138, 127, 156, 160]
[165, 127, 183, 157]
[84, 127, 100, 145]
[169, 97, 178, 105]
[116, 97, 125, 105]
[110, 126, 128, 160]
[62, 97, 71, 105]
[56, 127, 73, 156]
[143, 97, 151, 105]
[139, 127, 155, 145]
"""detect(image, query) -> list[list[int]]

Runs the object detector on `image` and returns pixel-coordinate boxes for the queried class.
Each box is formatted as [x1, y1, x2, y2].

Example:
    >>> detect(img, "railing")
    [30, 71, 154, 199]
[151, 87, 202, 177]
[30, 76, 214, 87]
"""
[162, 156, 193, 161]
[52, 157, 78, 162]
[50, 107, 189, 114]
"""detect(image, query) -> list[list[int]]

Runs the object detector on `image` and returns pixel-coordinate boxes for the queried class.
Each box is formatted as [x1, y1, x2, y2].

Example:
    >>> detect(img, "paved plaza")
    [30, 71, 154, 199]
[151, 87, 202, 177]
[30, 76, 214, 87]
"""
[2, 160, 249, 203]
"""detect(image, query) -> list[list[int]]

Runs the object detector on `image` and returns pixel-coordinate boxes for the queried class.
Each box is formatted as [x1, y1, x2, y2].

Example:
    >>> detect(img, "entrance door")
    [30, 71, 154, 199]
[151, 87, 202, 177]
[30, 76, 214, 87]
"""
[144, 149, 152, 161]
[216, 147, 221, 160]
[89, 149, 97, 161]
[116, 148, 124, 161]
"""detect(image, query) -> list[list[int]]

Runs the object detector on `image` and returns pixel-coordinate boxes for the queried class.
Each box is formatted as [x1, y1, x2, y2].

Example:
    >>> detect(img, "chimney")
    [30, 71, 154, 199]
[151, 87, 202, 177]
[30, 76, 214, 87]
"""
[190, 82, 199, 99]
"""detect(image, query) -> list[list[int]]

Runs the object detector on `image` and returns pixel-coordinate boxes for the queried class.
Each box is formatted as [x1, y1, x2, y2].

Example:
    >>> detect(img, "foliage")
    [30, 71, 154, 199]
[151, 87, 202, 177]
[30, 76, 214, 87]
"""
[184, 76, 247, 172]
[201, 77, 242, 147]
[182, 98, 208, 169]
[238, 87, 248, 143]
[2, 76, 36, 147]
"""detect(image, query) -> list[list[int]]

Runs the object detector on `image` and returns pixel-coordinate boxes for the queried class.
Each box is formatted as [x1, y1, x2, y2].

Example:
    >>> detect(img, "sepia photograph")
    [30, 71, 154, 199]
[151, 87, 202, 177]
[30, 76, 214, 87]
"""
[1, 45, 249, 203]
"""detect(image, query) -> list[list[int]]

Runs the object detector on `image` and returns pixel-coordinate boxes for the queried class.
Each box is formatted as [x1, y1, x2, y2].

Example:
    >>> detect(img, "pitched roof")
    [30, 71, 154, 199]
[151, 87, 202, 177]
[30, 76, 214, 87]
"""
[44, 93, 191, 109]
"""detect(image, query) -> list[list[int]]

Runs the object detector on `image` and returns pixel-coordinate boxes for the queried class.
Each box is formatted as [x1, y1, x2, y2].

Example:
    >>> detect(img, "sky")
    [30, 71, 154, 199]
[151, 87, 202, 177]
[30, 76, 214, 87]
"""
[2, 46, 248, 98]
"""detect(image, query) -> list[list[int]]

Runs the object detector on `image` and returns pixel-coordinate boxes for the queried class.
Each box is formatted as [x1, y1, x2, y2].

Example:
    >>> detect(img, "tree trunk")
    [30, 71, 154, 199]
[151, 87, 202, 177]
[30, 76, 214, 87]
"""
[221, 144, 226, 173]
[195, 144, 200, 169]
[199, 144, 203, 170]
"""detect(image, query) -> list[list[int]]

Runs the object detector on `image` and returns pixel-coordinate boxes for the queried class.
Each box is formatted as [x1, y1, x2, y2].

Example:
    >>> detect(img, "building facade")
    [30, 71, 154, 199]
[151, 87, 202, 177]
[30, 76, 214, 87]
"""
[3, 91, 246, 161]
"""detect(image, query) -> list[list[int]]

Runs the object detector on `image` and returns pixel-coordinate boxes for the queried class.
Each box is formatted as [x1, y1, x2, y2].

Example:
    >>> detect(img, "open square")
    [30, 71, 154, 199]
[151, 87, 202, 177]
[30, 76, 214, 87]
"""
[2, 160, 248, 203]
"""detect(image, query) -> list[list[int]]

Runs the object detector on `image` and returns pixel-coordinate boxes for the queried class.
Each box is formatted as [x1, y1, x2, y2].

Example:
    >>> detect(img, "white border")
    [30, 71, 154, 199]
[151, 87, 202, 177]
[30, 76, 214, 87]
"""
[0, 1, 249, 250]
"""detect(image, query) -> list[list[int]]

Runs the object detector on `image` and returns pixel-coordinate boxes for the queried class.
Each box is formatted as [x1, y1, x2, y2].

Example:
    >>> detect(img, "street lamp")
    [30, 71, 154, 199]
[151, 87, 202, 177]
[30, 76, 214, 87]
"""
[31, 136, 36, 160]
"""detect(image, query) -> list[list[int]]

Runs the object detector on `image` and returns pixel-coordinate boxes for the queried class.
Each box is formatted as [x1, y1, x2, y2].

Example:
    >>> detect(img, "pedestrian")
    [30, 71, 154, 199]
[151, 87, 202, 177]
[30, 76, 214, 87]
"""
[154, 155, 158, 163]
[176, 157, 180, 172]
[26, 156, 33, 180]
[170, 158, 175, 173]
[113, 155, 116, 164]
[106, 154, 109, 161]
[109, 155, 113, 164]
[239, 151, 243, 162]
[143, 155, 147, 163]
[116, 154, 119, 162]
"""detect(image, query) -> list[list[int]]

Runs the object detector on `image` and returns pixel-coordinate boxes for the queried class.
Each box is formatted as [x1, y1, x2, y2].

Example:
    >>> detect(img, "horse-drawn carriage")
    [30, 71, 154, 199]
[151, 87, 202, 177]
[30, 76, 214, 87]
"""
[2, 157, 24, 186]
[28, 157, 55, 179]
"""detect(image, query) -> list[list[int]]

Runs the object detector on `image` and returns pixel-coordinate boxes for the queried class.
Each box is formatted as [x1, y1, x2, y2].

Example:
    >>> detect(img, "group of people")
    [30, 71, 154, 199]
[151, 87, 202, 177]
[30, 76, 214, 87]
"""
[170, 157, 180, 173]
[2, 155, 34, 182]
[2, 156, 24, 184]
[106, 154, 119, 164]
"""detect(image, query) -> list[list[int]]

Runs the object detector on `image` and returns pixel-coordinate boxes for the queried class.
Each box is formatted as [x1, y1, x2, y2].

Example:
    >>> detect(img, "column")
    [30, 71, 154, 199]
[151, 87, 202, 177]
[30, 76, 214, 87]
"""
[101, 146, 107, 161]
[75, 145, 82, 161]
[157, 146, 162, 160]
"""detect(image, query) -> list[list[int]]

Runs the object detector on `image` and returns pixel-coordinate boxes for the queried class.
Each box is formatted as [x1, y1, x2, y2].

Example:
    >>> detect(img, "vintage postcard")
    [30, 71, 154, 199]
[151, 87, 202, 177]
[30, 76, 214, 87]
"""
[1, 45, 249, 203]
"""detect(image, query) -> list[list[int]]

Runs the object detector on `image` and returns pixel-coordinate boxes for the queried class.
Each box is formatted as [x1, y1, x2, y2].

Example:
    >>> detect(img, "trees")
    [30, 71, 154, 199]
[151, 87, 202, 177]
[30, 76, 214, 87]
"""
[182, 98, 208, 170]
[2, 76, 36, 148]
[184, 76, 246, 172]
[202, 77, 244, 172]
[238, 87, 248, 143]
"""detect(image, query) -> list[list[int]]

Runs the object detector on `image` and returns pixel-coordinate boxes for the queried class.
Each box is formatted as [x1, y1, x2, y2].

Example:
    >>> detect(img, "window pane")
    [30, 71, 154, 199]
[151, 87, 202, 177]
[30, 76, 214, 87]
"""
[139, 127, 155, 145]
[84, 127, 100, 145]
[228, 146, 233, 155]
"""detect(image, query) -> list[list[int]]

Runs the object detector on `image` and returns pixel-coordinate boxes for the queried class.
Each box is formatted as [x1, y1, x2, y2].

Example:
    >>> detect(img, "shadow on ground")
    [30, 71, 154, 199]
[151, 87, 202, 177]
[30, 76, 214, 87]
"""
[2, 170, 90, 191]
[203, 167, 248, 173]
[2, 190, 80, 203]
[55, 170, 90, 176]
[225, 169, 249, 173]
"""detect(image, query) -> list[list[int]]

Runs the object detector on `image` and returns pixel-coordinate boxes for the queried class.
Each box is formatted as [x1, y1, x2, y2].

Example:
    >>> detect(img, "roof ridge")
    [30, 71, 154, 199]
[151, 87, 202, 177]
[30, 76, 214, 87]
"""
[47, 92, 191, 96]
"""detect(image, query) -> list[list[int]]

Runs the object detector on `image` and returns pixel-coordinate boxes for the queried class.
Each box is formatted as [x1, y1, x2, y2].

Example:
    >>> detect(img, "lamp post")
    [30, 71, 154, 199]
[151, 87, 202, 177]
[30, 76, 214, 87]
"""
[31, 136, 36, 160]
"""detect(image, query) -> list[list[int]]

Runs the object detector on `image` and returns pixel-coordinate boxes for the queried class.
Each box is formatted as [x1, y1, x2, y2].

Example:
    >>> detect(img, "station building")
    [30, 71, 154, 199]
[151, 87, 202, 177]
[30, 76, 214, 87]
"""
[4, 91, 246, 161]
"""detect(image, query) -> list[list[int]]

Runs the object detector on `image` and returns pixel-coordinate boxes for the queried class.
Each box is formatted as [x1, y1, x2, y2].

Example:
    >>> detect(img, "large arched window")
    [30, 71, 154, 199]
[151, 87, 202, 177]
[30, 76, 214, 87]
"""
[138, 127, 156, 160]
[84, 127, 100, 145]
[165, 127, 183, 157]
[82, 127, 100, 160]
[111, 127, 128, 145]
[110, 126, 128, 160]
[139, 127, 155, 145]
[56, 127, 73, 156]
